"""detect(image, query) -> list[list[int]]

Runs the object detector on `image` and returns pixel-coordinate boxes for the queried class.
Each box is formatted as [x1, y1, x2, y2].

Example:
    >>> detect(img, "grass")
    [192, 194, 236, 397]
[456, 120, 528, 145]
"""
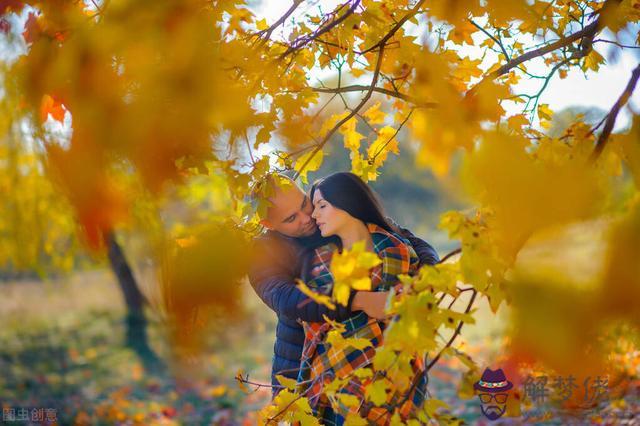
[0, 269, 274, 425]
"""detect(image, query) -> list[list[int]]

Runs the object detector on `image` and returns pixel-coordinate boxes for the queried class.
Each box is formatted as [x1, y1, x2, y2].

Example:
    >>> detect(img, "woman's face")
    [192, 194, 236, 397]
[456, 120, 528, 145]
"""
[311, 189, 351, 237]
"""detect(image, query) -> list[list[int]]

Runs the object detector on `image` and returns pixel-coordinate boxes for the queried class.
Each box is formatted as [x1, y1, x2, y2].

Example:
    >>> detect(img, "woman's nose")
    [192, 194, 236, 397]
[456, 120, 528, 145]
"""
[311, 208, 318, 219]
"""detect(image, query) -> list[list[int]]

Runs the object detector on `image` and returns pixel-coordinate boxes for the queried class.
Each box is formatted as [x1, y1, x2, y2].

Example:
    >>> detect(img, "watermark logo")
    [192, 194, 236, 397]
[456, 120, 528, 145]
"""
[473, 367, 513, 421]
[473, 368, 611, 421]
[2, 407, 57, 423]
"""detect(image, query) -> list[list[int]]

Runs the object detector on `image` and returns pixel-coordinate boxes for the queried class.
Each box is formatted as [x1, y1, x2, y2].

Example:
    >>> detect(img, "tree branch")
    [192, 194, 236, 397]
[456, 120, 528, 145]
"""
[253, 0, 303, 44]
[439, 247, 462, 264]
[279, 0, 361, 59]
[311, 85, 436, 108]
[590, 62, 640, 161]
[480, 16, 602, 84]
[360, 0, 426, 55]
[469, 18, 510, 61]
[370, 108, 414, 160]
[427, 288, 478, 371]
[292, 45, 386, 180]
[524, 56, 575, 114]
[235, 372, 283, 391]
[593, 39, 640, 49]
[316, 37, 364, 55]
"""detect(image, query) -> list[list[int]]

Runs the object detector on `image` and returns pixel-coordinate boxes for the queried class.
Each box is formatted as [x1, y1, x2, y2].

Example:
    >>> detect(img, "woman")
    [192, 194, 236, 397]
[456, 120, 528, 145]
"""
[296, 172, 427, 425]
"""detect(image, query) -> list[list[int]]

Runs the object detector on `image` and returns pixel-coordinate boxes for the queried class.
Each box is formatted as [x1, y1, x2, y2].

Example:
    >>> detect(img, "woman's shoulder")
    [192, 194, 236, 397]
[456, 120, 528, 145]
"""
[366, 223, 412, 250]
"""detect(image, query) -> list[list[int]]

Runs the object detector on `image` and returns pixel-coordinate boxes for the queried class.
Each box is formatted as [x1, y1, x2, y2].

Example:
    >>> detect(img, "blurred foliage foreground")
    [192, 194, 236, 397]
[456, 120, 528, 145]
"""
[1, 0, 640, 424]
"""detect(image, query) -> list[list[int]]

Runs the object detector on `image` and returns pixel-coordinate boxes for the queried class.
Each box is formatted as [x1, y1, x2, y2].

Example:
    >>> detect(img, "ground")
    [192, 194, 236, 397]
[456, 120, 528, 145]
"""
[0, 269, 637, 425]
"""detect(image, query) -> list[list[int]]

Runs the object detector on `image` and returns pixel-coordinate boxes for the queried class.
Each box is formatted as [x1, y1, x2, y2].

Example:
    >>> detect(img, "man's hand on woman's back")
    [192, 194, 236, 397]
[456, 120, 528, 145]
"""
[351, 291, 391, 320]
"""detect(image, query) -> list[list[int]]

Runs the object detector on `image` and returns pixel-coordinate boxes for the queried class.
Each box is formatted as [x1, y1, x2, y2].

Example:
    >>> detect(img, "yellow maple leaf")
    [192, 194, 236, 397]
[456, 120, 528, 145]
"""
[583, 49, 605, 73]
[507, 114, 530, 131]
[365, 378, 391, 405]
[537, 103, 553, 121]
[452, 56, 483, 83]
[294, 149, 324, 184]
[363, 101, 386, 125]
[330, 241, 381, 306]
[326, 330, 373, 352]
[344, 413, 368, 426]
[318, 111, 350, 138]
[339, 117, 365, 151]
[296, 279, 336, 310]
[350, 68, 366, 78]
[255, 18, 268, 31]
[368, 125, 399, 168]
[448, 19, 477, 45]
[275, 374, 298, 390]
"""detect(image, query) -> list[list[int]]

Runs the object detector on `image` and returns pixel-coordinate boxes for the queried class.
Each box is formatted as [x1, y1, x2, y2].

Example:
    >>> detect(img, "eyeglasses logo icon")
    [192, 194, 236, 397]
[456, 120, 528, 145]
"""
[474, 368, 513, 421]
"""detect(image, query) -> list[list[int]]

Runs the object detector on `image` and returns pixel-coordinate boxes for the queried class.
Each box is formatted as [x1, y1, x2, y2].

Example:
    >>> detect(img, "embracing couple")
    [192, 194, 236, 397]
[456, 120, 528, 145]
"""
[249, 172, 439, 424]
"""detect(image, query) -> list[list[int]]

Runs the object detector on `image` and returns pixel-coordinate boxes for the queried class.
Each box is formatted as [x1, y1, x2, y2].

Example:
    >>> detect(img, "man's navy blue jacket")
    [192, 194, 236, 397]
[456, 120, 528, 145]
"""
[247, 225, 439, 391]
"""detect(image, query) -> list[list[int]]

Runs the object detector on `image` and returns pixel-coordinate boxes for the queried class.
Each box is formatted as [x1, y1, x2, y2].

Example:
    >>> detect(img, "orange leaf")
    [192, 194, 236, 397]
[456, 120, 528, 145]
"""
[40, 94, 66, 123]
[22, 12, 41, 44]
[0, 0, 25, 15]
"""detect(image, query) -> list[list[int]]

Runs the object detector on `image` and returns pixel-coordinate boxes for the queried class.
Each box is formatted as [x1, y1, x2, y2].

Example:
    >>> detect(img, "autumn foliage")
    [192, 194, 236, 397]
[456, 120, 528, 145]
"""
[1, 0, 640, 423]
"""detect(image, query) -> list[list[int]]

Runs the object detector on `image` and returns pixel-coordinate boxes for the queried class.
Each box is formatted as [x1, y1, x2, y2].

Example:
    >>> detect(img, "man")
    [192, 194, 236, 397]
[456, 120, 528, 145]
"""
[248, 175, 439, 392]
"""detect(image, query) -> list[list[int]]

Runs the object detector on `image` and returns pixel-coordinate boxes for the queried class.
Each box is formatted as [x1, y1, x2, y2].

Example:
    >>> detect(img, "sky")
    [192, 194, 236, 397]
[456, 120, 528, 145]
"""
[253, 0, 640, 131]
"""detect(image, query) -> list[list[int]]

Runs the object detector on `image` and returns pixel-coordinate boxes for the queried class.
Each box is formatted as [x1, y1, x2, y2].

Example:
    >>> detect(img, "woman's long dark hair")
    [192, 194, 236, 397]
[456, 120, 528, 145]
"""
[310, 172, 397, 233]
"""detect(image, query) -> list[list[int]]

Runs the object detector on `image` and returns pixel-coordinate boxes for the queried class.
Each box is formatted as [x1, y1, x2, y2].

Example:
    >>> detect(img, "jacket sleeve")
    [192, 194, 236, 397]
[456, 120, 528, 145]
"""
[387, 218, 440, 266]
[248, 237, 355, 322]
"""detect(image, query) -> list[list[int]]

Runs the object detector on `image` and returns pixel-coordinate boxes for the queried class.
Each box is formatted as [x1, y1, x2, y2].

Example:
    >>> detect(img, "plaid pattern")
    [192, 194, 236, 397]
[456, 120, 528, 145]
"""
[296, 223, 426, 424]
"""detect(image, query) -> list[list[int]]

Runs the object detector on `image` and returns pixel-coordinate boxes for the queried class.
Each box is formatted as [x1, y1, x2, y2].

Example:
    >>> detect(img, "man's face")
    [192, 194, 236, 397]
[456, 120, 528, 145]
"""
[478, 392, 508, 420]
[263, 183, 316, 238]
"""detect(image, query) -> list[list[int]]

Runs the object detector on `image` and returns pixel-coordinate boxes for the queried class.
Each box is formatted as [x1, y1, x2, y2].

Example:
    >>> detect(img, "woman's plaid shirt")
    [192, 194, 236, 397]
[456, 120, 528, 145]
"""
[295, 223, 426, 423]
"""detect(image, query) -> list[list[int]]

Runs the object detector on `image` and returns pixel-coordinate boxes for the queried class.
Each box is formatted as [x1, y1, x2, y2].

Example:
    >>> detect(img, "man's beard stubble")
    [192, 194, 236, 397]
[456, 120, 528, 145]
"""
[481, 404, 506, 420]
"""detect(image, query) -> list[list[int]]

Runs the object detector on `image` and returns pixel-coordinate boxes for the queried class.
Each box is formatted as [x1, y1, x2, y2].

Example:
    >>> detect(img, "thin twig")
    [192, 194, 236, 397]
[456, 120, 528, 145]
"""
[254, 0, 303, 44]
[244, 131, 256, 166]
[587, 114, 608, 137]
[438, 247, 462, 264]
[593, 39, 640, 49]
[316, 37, 364, 55]
[469, 18, 510, 61]
[360, 0, 426, 55]
[590, 63, 640, 161]
[311, 85, 436, 108]
[370, 109, 414, 160]
[235, 373, 283, 391]
[427, 288, 478, 371]
[526, 56, 574, 114]
[279, 0, 361, 59]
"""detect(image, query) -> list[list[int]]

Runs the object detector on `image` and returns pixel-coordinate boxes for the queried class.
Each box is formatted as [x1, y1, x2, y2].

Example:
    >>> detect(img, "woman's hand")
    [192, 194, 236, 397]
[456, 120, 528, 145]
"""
[352, 291, 390, 320]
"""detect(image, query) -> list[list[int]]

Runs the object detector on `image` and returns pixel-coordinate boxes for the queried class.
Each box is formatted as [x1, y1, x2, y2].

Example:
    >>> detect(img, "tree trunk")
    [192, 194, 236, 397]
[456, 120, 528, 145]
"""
[106, 232, 165, 373]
